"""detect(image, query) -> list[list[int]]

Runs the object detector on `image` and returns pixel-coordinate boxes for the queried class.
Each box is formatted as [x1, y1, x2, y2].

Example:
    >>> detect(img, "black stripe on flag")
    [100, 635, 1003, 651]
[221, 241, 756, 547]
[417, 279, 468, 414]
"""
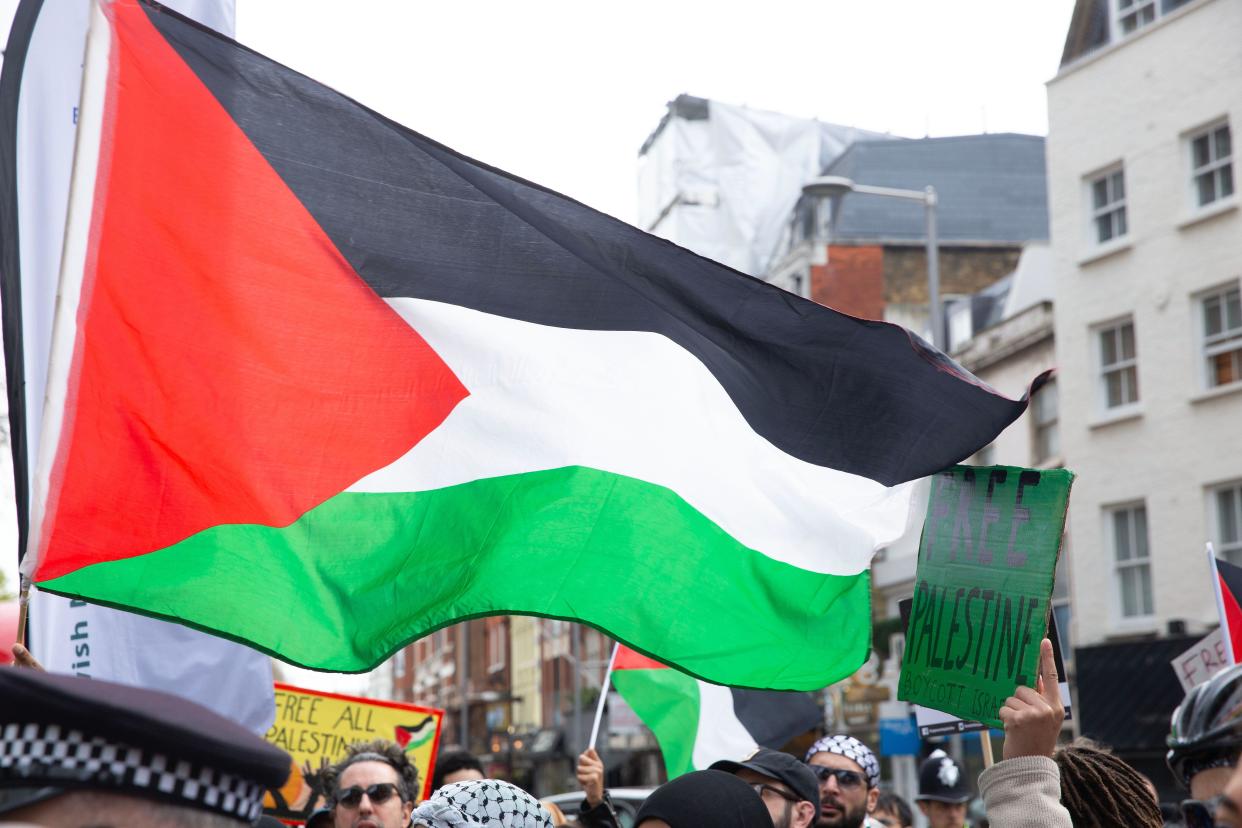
[730, 688, 822, 750]
[137, 1, 1043, 486]
[1217, 557, 1242, 608]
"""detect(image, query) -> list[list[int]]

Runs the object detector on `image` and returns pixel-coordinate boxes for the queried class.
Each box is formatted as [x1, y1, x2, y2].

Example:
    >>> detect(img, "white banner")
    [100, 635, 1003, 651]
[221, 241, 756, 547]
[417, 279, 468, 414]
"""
[11, 0, 271, 734]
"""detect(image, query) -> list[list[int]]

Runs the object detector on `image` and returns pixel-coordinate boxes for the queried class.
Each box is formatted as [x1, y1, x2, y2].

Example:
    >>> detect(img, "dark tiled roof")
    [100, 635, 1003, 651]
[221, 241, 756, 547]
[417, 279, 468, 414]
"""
[819, 134, 1049, 244]
[1061, 0, 1110, 67]
[1060, 0, 1200, 67]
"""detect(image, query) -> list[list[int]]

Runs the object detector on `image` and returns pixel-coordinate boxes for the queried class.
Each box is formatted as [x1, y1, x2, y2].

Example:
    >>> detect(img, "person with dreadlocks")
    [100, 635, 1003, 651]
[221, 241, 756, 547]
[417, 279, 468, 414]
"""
[1054, 739, 1162, 828]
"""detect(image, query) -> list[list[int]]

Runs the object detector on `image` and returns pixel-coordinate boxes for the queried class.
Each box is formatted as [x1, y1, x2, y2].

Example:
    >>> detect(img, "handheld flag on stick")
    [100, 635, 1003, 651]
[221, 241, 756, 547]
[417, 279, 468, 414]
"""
[610, 646, 821, 779]
[587, 643, 620, 752]
[23, 0, 1046, 689]
[1208, 543, 1242, 665]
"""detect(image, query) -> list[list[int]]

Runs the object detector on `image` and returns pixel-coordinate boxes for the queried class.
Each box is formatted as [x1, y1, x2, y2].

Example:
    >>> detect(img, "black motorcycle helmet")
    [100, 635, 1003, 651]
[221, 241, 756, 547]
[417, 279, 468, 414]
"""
[1167, 662, 1242, 788]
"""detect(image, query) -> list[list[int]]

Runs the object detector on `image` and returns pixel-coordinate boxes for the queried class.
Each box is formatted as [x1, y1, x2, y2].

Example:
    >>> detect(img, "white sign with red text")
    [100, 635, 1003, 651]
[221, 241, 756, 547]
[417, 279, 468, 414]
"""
[1172, 628, 1229, 694]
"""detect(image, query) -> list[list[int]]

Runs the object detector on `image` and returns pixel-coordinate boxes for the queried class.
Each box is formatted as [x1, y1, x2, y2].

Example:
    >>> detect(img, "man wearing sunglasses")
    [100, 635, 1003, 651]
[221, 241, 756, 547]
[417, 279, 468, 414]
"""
[711, 747, 820, 828]
[321, 740, 419, 828]
[804, 735, 881, 828]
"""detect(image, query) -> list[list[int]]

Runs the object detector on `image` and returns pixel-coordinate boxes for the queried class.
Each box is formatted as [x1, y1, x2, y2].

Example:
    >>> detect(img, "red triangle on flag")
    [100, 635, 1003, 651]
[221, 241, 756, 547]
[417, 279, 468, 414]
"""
[1217, 558, 1242, 663]
[36, 4, 468, 580]
[614, 645, 671, 671]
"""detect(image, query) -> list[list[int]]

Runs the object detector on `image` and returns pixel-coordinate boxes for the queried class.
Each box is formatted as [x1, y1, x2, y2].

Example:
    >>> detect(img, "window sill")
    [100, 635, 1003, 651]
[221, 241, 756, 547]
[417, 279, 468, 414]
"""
[1032, 455, 1065, 470]
[1108, 616, 1159, 638]
[1078, 238, 1132, 267]
[1190, 382, 1242, 405]
[1177, 197, 1239, 231]
[1088, 406, 1143, 430]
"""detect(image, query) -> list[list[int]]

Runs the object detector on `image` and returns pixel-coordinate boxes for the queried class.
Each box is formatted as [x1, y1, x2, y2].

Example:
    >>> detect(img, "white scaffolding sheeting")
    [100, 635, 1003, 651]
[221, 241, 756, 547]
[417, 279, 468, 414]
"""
[638, 97, 893, 277]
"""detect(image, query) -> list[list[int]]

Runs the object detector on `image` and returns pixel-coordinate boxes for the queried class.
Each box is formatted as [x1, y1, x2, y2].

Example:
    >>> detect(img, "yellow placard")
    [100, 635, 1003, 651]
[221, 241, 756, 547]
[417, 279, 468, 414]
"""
[263, 683, 444, 823]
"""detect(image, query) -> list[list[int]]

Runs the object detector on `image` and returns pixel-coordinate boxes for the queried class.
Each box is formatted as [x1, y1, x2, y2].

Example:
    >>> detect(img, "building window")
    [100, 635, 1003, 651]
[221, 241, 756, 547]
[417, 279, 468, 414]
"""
[1089, 168, 1127, 244]
[394, 651, 407, 679]
[1117, 0, 1157, 34]
[1110, 503, 1153, 618]
[1202, 283, 1242, 388]
[1214, 482, 1242, 566]
[1031, 380, 1059, 464]
[1051, 543, 1072, 663]
[1098, 319, 1139, 409]
[486, 618, 506, 673]
[1190, 123, 1234, 208]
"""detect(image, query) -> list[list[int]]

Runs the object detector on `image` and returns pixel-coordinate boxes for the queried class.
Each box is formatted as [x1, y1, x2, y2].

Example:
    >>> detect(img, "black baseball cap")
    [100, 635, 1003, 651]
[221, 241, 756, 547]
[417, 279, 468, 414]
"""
[711, 747, 821, 810]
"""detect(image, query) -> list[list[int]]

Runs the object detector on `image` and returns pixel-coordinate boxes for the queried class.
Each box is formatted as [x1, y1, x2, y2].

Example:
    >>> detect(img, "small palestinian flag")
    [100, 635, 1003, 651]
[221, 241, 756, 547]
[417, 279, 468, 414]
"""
[1210, 548, 1242, 664]
[17, 0, 1043, 690]
[395, 717, 437, 754]
[611, 646, 821, 779]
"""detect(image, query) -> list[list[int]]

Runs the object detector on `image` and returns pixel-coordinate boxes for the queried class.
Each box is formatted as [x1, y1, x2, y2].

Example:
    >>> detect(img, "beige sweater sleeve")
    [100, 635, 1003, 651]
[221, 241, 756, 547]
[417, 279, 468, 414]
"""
[978, 755, 1073, 828]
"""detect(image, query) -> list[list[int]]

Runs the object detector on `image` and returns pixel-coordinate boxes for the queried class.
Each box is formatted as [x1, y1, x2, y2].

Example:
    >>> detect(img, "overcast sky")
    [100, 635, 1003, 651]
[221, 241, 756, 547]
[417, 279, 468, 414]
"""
[237, 0, 1077, 224]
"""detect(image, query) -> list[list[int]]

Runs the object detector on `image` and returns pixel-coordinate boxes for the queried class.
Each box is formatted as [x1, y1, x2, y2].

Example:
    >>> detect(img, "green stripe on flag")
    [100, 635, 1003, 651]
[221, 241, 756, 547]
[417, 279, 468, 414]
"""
[40, 465, 870, 689]
[613, 667, 701, 779]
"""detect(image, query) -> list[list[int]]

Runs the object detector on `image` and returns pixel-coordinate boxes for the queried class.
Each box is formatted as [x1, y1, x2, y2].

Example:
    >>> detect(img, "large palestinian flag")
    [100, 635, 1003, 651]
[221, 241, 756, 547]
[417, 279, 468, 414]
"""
[611, 646, 821, 778]
[18, 0, 1043, 689]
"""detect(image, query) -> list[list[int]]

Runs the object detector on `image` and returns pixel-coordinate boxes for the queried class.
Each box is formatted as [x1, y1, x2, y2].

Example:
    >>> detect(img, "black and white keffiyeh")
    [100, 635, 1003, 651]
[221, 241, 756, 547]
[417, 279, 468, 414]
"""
[411, 780, 554, 828]
[805, 734, 881, 789]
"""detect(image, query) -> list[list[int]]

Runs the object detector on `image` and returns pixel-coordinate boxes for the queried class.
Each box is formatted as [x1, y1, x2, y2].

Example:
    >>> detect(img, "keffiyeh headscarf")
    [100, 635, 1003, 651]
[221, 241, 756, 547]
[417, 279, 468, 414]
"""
[805, 734, 880, 789]
[411, 780, 555, 828]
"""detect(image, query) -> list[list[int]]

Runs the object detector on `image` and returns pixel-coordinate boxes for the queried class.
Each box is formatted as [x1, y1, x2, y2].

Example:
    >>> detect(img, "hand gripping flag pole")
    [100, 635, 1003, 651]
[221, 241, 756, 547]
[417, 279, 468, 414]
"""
[588, 643, 620, 751]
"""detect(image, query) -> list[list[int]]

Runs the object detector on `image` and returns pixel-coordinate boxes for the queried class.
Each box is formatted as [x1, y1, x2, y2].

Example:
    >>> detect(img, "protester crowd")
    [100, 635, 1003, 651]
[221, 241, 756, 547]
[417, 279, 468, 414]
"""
[5, 636, 1242, 827]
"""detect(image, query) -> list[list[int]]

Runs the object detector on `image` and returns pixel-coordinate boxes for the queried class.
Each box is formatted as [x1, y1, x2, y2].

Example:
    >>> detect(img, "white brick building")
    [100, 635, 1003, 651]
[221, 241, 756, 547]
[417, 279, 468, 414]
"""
[1048, 0, 1242, 648]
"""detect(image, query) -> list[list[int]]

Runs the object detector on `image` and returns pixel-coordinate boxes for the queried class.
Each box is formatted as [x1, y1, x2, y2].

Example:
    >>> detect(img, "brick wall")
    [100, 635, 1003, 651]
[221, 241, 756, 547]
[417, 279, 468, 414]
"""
[883, 246, 1021, 303]
[810, 244, 1021, 317]
[812, 245, 884, 319]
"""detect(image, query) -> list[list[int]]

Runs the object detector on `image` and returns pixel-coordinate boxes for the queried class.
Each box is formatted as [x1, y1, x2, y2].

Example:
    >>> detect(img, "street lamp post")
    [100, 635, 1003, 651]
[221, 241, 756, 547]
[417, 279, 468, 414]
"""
[800, 176, 944, 352]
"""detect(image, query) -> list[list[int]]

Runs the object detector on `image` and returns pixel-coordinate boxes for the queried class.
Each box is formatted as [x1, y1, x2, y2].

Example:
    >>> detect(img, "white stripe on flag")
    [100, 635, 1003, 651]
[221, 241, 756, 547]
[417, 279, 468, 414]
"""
[351, 298, 921, 576]
[691, 681, 758, 770]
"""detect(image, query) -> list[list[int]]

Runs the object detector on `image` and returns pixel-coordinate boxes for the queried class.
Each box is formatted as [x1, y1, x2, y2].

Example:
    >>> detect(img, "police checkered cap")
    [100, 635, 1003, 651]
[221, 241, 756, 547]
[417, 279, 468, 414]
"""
[411, 779, 555, 828]
[805, 735, 880, 788]
[0, 668, 290, 824]
[0, 721, 267, 822]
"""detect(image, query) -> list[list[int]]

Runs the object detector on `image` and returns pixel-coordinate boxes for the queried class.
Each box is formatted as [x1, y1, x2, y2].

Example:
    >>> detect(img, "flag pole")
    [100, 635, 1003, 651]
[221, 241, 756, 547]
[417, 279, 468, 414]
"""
[1209, 543, 1235, 665]
[980, 729, 994, 768]
[15, 575, 30, 648]
[588, 643, 620, 751]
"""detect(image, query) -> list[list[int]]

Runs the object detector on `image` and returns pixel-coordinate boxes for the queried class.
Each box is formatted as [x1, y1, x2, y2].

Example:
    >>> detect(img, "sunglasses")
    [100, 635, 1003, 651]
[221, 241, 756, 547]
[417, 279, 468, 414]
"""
[809, 766, 867, 790]
[333, 783, 402, 808]
[1182, 795, 1224, 828]
[750, 783, 801, 804]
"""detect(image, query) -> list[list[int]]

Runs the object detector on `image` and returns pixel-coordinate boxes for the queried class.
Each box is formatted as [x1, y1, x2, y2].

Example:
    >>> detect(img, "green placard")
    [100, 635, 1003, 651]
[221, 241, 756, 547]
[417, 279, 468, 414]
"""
[897, 465, 1074, 728]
